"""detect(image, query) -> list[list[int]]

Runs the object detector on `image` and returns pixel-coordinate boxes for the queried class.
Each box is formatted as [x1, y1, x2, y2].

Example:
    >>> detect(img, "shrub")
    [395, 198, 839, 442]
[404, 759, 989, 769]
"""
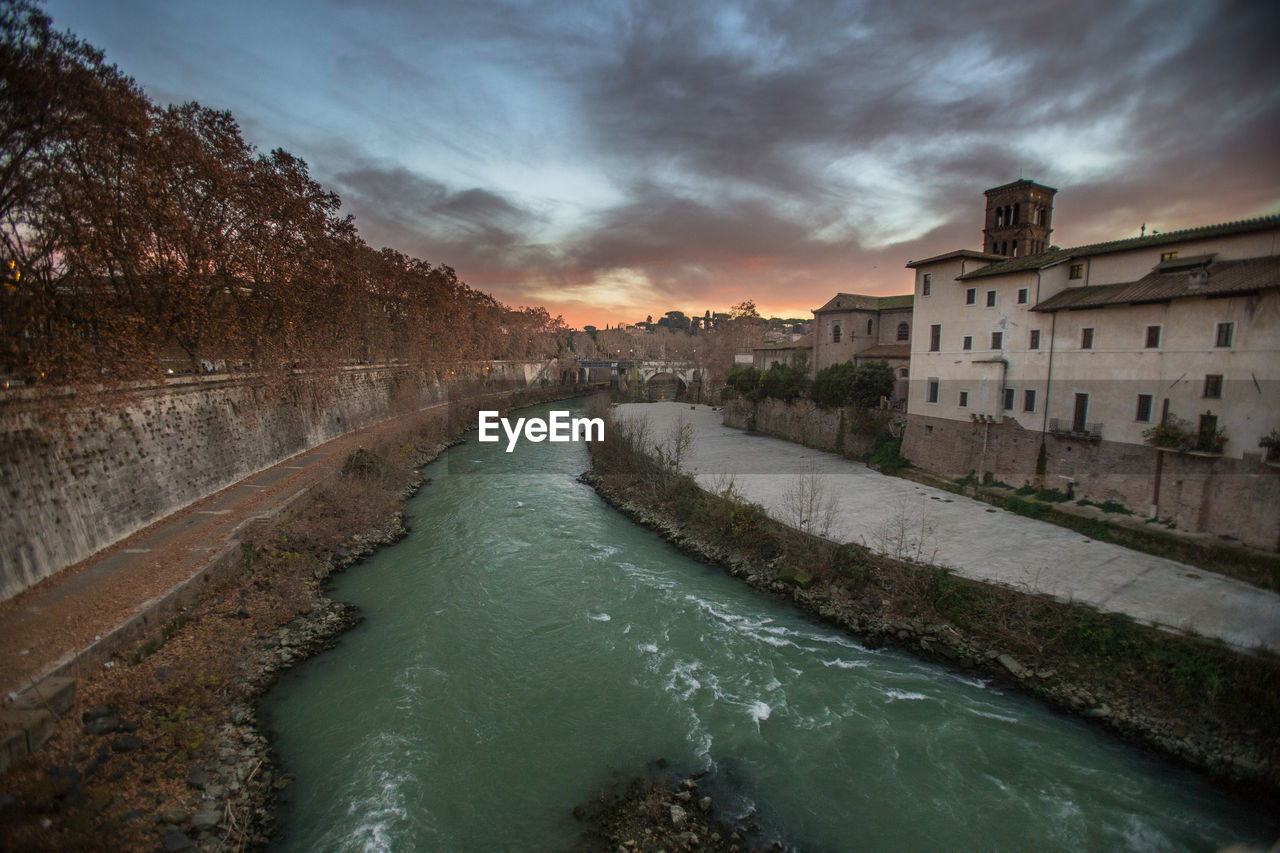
[1144, 414, 1227, 454]
[811, 362, 856, 408]
[757, 361, 810, 401]
[343, 447, 387, 479]
[868, 436, 907, 474]
[725, 364, 761, 397]
[1004, 495, 1047, 518]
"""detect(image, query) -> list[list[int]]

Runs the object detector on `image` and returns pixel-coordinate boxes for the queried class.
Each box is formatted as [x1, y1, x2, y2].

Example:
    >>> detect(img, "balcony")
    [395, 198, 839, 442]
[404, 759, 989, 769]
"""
[1049, 418, 1103, 441]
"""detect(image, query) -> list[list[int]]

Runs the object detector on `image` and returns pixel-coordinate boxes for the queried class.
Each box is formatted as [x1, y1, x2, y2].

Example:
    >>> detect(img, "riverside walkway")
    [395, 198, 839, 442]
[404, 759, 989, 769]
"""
[0, 400, 457, 699]
[616, 402, 1280, 653]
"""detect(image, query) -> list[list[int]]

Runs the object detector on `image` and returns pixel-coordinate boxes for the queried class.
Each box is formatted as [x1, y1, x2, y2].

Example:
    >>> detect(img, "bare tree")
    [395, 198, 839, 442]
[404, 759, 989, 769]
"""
[869, 496, 939, 564]
[781, 465, 839, 538]
[655, 413, 694, 478]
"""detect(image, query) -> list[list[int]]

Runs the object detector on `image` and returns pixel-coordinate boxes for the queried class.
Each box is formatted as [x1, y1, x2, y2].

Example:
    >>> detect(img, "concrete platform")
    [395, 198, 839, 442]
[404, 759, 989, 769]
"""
[616, 402, 1280, 653]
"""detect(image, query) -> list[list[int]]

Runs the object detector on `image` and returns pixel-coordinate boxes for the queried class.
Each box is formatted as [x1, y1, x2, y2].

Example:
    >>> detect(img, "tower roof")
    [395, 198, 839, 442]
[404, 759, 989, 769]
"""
[984, 179, 1057, 195]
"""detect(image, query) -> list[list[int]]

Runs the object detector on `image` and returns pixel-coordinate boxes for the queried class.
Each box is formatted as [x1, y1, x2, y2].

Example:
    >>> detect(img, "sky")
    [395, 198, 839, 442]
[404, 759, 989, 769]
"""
[39, 0, 1280, 328]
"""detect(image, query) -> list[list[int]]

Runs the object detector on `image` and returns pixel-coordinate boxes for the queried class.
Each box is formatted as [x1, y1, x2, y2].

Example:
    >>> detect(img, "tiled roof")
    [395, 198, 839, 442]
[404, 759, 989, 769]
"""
[1032, 256, 1280, 312]
[814, 293, 879, 312]
[856, 344, 911, 359]
[754, 333, 814, 350]
[877, 294, 914, 310]
[905, 249, 1004, 269]
[959, 215, 1280, 280]
[814, 293, 914, 313]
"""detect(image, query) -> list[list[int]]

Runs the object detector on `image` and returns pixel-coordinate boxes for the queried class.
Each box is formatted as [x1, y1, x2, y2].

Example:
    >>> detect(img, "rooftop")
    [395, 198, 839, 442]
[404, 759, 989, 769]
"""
[1032, 255, 1280, 312]
[958, 214, 1280, 280]
[877, 294, 914, 310]
[905, 249, 1004, 269]
[856, 343, 911, 360]
[814, 292, 915, 313]
[984, 178, 1058, 195]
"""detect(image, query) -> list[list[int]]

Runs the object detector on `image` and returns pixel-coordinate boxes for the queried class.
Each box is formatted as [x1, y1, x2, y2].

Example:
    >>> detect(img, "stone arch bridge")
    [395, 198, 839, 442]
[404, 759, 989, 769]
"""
[574, 360, 702, 398]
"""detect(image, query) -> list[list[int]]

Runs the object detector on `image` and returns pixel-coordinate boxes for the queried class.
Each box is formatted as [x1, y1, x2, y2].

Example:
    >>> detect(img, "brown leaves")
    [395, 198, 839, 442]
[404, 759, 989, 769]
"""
[0, 2, 567, 398]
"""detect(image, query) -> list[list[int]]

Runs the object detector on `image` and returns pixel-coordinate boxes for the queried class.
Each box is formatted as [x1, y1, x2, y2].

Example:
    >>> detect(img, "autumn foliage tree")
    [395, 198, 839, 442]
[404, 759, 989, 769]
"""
[0, 0, 566, 392]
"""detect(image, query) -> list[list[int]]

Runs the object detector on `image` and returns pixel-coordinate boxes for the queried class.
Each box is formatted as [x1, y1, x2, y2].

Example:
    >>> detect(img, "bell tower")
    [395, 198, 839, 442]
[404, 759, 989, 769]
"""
[983, 180, 1056, 257]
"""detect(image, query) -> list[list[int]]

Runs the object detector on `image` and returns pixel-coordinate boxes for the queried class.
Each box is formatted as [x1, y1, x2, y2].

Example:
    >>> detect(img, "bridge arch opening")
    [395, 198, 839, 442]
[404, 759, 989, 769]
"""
[645, 372, 686, 401]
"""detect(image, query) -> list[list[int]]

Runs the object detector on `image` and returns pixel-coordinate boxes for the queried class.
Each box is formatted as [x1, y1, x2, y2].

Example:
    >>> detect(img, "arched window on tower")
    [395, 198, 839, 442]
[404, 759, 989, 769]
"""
[832, 324, 841, 343]
[897, 322, 909, 341]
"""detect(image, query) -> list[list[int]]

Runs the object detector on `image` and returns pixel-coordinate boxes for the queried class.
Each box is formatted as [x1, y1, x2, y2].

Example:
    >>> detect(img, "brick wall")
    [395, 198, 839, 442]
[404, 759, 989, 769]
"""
[902, 412, 1280, 550]
[722, 397, 887, 459]
[0, 363, 534, 600]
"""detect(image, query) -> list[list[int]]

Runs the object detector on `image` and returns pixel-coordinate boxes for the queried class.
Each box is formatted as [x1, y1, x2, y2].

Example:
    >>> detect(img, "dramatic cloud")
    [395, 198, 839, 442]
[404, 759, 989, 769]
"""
[41, 0, 1280, 325]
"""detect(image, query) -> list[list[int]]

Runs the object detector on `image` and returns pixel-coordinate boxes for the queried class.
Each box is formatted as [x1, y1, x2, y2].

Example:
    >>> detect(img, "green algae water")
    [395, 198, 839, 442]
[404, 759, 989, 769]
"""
[263, 401, 1277, 851]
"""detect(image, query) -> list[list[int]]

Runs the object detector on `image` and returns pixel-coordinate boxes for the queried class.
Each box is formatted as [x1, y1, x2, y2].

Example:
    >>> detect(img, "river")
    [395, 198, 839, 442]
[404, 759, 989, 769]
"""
[262, 401, 1277, 851]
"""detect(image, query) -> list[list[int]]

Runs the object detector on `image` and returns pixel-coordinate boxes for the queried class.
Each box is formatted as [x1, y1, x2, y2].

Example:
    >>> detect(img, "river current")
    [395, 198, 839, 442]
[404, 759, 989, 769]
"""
[263, 401, 1277, 851]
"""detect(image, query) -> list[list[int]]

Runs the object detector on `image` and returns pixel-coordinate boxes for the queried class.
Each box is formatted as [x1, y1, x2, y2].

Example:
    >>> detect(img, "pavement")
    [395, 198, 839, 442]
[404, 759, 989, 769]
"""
[615, 402, 1280, 653]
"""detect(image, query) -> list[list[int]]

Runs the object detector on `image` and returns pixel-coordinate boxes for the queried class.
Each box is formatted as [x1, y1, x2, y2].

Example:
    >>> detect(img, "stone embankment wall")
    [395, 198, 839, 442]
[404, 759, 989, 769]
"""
[902, 412, 1280, 552]
[721, 398, 890, 459]
[0, 362, 540, 600]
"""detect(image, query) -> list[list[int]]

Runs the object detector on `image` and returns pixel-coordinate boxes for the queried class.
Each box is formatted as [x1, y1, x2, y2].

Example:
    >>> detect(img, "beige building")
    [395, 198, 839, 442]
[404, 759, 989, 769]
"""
[811, 293, 913, 400]
[903, 181, 1280, 550]
[752, 333, 814, 370]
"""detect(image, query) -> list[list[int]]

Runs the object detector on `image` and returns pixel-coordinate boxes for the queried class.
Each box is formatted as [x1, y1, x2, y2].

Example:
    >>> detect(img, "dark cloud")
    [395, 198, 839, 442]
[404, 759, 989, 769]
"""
[45, 0, 1280, 324]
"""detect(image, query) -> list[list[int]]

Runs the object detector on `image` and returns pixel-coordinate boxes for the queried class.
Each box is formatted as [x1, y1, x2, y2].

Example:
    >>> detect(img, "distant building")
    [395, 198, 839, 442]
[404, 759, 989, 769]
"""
[811, 293, 913, 400]
[904, 180, 1280, 549]
[752, 333, 813, 370]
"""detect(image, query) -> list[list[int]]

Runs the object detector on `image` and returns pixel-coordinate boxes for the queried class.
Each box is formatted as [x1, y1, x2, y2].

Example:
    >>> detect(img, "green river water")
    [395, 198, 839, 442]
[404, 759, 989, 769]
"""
[262, 401, 1277, 852]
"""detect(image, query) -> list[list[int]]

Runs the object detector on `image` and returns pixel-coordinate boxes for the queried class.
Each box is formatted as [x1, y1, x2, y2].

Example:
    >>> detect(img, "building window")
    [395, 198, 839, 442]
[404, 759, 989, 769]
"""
[959, 390, 969, 407]
[1029, 329, 1041, 350]
[962, 335, 973, 351]
[1203, 374, 1222, 398]
[927, 379, 939, 403]
[1003, 387, 1015, 410]
[922, 273, 931, 295]
[1012, 240, 1018, 257]
[1199, 413, 1218, 449]
[1023, 389, 1036, 412]
[1135, 394, 1153, 422]
[832, 324, 841, 343]
[965, 288, 976, 305]
[1215, 322, 1234, 348]
[991, 331, 1003, 350]
[1161, 251, 1178, 262]
[899, 368, 908, 378]
[929, 324, 941, 352]
[867, 318, 874, 335]
[1145, 325, 1161, 348]
[896, 322, 909, 341]
[1017, 288, 1028, 304]
[1081, 328, 1094, 349]
[1069, 263, 1084, 280]
[1073, 394, 1089, 433]
[986, 290, 996, 307]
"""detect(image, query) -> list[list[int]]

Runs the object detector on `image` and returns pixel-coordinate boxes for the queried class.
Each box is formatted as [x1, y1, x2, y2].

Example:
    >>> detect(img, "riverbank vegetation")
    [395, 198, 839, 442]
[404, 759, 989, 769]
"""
[0, 386, 574, 851]
[587, 406, 1280, 795]
[725, 355, 895, 410]
[1, 2, 568, 396]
